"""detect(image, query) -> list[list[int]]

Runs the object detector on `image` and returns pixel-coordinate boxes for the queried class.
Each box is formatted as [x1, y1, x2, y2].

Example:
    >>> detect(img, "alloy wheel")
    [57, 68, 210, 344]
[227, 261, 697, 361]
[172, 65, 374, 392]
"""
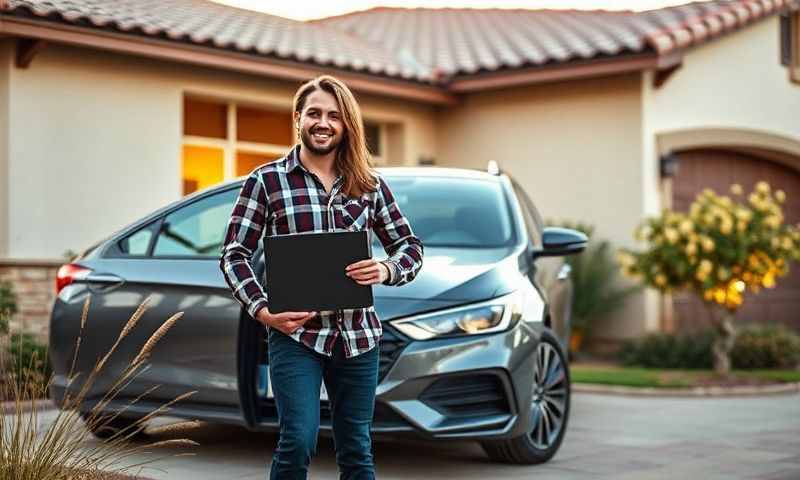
[529, 340, 568, 449]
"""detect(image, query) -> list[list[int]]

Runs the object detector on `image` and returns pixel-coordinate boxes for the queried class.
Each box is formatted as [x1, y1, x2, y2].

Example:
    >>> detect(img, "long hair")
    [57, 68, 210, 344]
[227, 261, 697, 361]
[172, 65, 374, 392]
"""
[292, 75, 377, 198]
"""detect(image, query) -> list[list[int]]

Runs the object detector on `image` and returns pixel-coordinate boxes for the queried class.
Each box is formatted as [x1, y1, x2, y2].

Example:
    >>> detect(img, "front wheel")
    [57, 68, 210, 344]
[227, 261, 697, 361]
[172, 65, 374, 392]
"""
[481, 332, 570, 464]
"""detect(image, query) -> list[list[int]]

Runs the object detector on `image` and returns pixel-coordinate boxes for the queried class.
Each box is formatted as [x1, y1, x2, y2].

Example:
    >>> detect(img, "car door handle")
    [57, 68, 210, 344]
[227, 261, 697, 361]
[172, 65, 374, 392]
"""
[557, 263, 571, 280]
[85, 273, 125, 285]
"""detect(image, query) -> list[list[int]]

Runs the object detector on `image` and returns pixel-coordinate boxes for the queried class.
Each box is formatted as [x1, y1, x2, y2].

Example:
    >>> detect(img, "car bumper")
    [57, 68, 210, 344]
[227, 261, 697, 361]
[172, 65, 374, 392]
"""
[256, 318, 545, 441]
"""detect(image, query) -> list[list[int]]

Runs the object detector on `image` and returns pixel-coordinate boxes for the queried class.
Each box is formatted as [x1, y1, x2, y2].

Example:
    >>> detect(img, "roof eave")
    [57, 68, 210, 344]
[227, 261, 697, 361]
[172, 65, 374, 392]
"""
[444, 52, 675, 93]
[0, 15, 459, 106]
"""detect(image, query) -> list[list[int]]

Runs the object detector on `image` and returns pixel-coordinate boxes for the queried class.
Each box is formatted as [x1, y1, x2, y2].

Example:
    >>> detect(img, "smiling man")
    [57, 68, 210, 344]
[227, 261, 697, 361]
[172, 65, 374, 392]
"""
[219, 75, 424, 479]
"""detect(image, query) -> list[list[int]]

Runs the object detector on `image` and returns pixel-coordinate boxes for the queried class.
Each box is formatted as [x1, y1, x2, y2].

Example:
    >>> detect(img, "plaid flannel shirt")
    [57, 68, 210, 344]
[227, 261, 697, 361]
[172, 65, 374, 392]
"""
[219, 144, 424, 358]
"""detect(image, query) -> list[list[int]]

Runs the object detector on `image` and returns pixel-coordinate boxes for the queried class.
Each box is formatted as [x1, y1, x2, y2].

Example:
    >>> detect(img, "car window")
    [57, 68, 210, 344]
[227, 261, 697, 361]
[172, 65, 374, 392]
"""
[119, 229, 153, 255]
[152, 188, 239, 257]
[377, 176, 516, 248]
[512, 182, 543, 247]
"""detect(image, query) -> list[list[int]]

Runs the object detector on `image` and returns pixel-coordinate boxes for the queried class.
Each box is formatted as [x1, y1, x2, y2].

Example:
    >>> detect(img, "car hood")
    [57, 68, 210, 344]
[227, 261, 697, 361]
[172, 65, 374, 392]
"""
[373, 245, 523, 321]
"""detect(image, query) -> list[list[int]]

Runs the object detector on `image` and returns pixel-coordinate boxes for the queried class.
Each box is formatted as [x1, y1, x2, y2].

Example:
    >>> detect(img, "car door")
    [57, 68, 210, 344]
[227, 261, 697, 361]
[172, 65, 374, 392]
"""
[512, 181, 572, 351]
[85, 186, 244, 407]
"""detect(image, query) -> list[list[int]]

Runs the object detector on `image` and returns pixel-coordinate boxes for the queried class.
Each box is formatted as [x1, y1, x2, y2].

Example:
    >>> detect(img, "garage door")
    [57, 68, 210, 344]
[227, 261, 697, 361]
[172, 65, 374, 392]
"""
[671, 148, 800, 332]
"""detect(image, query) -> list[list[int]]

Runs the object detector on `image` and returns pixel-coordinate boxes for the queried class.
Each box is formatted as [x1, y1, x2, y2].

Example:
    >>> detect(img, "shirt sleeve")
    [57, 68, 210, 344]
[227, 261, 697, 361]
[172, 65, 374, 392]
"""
[372, 175, 424, 287]
[219, 170, 269, 319]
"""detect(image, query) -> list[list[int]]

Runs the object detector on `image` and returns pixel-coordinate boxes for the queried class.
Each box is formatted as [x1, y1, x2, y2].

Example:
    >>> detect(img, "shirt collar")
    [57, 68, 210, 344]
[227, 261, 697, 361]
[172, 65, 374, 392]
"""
[286, 144, 345, 187]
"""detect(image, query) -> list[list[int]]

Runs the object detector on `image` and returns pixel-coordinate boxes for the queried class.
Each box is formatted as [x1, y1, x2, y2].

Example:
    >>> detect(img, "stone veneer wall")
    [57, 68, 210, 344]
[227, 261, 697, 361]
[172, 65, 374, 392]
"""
[0, 259, 63, 343]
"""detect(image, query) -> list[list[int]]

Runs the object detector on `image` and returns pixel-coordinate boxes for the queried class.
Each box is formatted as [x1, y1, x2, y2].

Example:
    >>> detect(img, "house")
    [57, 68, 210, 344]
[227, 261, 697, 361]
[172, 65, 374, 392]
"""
[0, 0, 798, 349]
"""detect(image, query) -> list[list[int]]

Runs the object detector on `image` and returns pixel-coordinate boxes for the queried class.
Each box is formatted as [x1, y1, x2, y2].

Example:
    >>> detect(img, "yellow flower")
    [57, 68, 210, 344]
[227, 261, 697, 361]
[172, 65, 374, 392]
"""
[689, 204, 702, 218]
[771, 237, 781, 249]
[762, 271, 776, 288]
[775, 189, 786, 203]
[730, 184, 743, 195]
[695, 269, 708, 282]
[700, 236, 715, 252]
[734, 207, 752, 222]
[756, 181, 770, 194]
[664, 227, 680, 244]
[699, 259, 713, 273]
[686, 242, 698, 256]
[737, 220, 748, 232]
[764, 215, 781, 229]
[703, 289, 714, 301]
[654, 274, 667, 287]
[720, 220, 733, 235]
[678, 219, 694, 235]
[782, 237, 794, 250]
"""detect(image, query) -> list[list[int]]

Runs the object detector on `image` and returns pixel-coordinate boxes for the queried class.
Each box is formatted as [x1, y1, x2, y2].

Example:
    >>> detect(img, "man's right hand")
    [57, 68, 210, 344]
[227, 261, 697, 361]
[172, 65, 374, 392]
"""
[256, 308, 316, 335]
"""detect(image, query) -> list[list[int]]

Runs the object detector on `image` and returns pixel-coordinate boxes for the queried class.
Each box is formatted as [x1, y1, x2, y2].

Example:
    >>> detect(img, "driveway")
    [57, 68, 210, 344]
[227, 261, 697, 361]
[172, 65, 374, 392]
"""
[28, 391, 800, 479]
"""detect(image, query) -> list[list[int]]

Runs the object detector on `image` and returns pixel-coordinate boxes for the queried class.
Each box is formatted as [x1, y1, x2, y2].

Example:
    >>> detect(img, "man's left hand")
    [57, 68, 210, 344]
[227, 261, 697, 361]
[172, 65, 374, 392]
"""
[345, 259, 389, 285]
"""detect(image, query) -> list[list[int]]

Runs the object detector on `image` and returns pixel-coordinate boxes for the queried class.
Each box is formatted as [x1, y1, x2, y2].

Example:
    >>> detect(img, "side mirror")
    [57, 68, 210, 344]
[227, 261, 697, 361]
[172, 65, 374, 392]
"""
[532, 227, 588, 259]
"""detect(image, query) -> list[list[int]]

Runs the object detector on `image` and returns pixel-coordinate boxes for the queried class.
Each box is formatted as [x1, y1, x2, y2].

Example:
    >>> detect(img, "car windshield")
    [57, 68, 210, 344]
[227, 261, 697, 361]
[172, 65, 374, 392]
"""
[377, 176, 515, 248]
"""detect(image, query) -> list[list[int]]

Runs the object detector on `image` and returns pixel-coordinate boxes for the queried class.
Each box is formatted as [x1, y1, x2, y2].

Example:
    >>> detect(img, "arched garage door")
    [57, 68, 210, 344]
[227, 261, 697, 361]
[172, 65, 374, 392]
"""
[671, 148, 800, 332]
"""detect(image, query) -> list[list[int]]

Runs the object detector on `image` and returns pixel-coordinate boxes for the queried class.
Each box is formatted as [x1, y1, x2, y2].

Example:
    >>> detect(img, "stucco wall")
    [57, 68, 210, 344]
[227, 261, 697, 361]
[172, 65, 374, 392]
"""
[5, 43, 438, 260]
[645, 16, 800, 161]
[0, 41, 10, 258]
[437, 73, 650, 340]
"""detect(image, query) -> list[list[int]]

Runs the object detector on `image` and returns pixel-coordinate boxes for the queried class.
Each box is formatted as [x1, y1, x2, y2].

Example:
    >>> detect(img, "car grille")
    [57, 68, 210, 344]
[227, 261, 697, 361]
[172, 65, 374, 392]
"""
[419, 373, 511, 418]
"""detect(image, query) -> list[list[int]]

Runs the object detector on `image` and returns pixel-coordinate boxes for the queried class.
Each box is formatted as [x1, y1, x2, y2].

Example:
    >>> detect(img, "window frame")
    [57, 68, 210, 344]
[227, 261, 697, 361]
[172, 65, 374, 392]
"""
[780, 11, 800, 84]
[182, 95, 392, 190]
[108, 185, 243, 260]
[510, 179, 544, 248]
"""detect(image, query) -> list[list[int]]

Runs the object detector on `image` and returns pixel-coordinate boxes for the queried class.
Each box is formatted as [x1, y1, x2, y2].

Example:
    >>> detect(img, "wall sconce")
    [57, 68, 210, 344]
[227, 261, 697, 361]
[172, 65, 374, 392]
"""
[659, 152, 680, 178]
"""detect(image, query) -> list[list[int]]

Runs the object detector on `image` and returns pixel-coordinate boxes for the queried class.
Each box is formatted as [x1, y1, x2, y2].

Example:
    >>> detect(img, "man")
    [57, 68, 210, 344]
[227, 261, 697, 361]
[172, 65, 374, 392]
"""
[219, 75, 424, 480]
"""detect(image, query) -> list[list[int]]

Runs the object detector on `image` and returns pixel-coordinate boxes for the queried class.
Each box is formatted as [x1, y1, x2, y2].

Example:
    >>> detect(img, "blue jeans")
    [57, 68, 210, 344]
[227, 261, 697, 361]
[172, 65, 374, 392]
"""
[267, 328, 379, 480]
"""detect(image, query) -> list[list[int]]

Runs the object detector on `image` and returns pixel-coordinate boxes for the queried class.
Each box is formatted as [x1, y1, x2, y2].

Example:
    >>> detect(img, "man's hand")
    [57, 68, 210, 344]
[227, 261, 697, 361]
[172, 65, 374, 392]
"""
[256, 308, 316, 335]
[345, 259, 390, 285]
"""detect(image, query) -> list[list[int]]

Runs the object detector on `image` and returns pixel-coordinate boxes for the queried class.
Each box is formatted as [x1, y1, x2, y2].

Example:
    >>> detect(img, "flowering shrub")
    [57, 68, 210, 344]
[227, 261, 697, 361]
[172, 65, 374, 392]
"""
[616, 181, 800, 374]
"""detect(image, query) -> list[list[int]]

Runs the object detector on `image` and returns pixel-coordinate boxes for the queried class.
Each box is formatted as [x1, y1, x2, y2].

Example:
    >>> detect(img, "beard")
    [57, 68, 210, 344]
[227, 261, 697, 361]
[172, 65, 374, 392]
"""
[300, 127, 343, 156]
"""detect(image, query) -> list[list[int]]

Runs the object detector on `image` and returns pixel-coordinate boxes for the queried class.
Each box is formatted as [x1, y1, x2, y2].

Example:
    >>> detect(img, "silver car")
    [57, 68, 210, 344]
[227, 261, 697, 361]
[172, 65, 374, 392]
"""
[49, 165, 586, 464]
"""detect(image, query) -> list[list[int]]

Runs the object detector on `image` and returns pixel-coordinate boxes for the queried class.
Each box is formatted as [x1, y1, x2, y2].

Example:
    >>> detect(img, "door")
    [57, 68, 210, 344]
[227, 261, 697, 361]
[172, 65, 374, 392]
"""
[671, 148, 800, 332]
[81, 186, 244, 407]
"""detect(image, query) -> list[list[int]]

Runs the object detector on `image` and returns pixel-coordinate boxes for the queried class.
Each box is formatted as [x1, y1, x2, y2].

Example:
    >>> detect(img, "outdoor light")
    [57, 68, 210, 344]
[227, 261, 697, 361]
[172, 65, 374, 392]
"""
[659, 152, 680, 178]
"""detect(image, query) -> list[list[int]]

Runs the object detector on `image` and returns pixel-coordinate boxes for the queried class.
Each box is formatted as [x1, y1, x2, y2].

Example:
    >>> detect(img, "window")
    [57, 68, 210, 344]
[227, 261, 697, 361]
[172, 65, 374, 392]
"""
[781, 12, 800, 83]
[364, 121, 389, 165]
[182, 97, 293, 196]
[152, 189, 239, 257]
[372, 177, 516, 248]
[119, 228, 153, 256]
[512, 181, 543, 247]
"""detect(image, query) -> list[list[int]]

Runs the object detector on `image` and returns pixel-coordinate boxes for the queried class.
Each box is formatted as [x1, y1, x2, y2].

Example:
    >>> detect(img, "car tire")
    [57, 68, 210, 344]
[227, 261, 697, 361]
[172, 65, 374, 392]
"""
[81, 411, 148, 440]
[481, 330, 571, 464]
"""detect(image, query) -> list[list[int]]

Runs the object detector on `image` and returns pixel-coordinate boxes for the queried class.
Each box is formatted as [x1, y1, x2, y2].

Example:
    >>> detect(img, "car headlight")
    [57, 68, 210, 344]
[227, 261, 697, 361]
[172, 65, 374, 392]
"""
[390, 290, 528, 340]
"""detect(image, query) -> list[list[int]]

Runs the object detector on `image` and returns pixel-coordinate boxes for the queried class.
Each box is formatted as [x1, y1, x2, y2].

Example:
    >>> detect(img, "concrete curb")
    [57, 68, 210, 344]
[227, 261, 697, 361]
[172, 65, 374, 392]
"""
[1, 398, 57, 414]
[573, 381, 800, 397]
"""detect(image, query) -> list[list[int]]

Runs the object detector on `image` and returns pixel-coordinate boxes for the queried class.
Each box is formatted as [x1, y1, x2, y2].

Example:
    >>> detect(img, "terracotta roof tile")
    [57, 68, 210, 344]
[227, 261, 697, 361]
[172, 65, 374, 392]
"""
[2, 0, 797, 83]
[2, 0, 435, 81]
[318, 0, 800, 77]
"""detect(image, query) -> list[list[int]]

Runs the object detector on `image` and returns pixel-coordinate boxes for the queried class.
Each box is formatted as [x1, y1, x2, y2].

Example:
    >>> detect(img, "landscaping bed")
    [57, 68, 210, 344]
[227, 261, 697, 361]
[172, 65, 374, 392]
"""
[571, 361, 800, 389]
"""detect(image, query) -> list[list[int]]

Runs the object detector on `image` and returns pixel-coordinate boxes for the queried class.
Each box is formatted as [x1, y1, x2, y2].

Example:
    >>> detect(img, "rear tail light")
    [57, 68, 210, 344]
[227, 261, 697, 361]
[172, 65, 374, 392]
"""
[56, 264, 91, 295]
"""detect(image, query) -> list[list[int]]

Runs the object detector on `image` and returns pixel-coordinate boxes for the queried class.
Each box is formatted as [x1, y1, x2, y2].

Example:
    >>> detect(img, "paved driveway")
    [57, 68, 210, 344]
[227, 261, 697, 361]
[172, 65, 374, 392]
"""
[33, 391, 800, 479]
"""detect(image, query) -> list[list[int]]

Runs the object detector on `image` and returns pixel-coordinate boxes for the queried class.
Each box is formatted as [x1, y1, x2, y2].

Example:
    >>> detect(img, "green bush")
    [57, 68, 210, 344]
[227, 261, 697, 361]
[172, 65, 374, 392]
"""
[8, 333, 52, 390]
[619, 331, 714, 369]
[731, 324, 800, 369]
[544, 219, 641, 338]
[0, 279, 17, 334]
